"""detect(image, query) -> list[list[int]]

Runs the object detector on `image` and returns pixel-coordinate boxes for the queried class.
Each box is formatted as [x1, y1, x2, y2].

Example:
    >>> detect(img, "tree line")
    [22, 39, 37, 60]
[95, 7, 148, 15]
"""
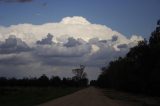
[0, 65, 88, 87]
[96, 20, 160, 96]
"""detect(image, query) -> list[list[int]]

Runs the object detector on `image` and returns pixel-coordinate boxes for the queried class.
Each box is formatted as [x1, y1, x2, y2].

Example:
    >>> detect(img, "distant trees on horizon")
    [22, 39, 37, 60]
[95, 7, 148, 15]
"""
[0, 65, 88, 87]
[0, 74, 88, 87]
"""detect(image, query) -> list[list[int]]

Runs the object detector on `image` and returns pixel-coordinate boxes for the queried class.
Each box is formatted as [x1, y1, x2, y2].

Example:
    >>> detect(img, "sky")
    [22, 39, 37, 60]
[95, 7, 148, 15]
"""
[0, 0, 160, 38]
[0, 0, 159, 80]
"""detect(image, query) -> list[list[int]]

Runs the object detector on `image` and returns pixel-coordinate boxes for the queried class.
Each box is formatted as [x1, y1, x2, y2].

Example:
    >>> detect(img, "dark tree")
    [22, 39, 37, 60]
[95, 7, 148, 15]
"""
[72, 65, 88, 86]
[38, 74, 49, 86]
[50, 76, 61, 86]
[90, 80, 97, 86]
[149, 19, 160, 46]
[72, 65, 87, 80]
[97, 20, 160, 96]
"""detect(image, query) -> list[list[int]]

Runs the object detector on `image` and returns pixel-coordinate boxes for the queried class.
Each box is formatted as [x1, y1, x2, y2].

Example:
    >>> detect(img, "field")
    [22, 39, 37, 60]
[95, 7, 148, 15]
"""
[0, 87, 80, 106]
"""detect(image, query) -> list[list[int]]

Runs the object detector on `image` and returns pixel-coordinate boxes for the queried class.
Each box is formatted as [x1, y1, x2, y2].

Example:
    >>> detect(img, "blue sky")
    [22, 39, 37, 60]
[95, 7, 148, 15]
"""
[0, 0, 159, 79]
[0, 0, 160, 38]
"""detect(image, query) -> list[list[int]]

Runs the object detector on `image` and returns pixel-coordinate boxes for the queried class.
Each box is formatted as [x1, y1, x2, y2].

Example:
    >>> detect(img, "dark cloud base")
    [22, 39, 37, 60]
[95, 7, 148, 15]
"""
[0, 0, 33, 3]
[0, 33, 136, 80]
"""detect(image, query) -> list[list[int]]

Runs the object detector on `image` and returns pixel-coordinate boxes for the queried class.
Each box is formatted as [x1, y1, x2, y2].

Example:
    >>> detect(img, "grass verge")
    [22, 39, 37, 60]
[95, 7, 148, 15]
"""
[103, 89, 160, 106]
[0, 87, 81, 106]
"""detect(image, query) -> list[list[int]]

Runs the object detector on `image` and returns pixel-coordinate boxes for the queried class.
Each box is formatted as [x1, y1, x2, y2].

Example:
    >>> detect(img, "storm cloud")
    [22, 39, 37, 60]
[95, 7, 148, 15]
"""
[0, 16, 143, 79]
[0, 35, 31, 54]
[36, 33, 54, 45]
[64, 37, 82, 47]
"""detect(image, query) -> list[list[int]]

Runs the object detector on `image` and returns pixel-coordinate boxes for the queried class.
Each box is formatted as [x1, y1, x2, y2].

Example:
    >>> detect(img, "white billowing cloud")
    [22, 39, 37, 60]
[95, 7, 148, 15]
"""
[0, 16, 143, 46]
[90, 45, 100, 55]
[0, 16, 144, 79]
[60, 16, 91, 25]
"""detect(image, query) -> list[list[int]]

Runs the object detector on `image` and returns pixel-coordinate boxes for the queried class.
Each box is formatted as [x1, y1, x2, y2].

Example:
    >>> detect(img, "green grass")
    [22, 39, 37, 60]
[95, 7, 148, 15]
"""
[0, 87, 81, 106]
[103, 89, 160, 106]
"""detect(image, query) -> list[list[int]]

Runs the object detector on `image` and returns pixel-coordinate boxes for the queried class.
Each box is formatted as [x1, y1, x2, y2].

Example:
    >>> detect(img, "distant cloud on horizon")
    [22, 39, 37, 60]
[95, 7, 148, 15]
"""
[0, 16, 143, 80]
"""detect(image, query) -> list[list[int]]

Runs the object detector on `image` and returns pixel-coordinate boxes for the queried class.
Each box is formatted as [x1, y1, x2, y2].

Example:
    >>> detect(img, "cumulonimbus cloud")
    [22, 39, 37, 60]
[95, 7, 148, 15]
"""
[0, 16, 143, 79]
[0, 16, 143, 46]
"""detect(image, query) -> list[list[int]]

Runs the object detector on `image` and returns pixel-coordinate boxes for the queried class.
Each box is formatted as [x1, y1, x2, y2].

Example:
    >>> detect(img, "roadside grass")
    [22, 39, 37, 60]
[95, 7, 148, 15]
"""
[0, 87, 81, 106]
[103, 89, 160, 106]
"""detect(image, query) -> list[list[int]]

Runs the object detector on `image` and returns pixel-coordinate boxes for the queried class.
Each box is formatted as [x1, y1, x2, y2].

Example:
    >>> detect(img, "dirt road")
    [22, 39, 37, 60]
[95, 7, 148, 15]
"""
[38, 87, 141, 106]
